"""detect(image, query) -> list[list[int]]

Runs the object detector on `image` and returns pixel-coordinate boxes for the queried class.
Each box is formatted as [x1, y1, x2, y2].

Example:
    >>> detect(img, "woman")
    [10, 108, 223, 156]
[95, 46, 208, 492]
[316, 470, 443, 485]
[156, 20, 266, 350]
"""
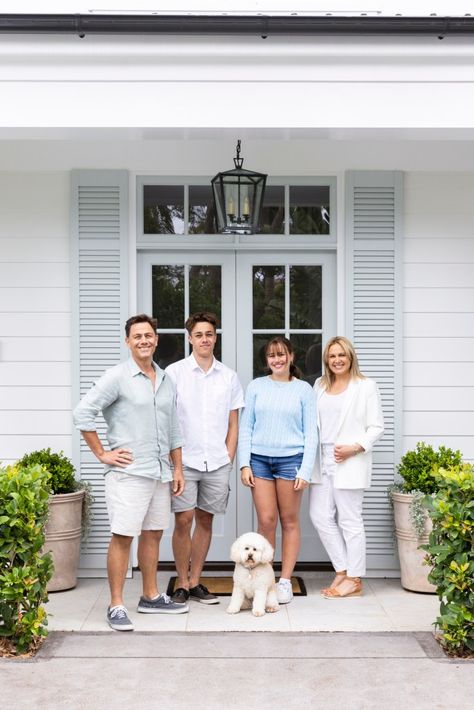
[239, 337, 317, 604]
[309, 336, 384, 599]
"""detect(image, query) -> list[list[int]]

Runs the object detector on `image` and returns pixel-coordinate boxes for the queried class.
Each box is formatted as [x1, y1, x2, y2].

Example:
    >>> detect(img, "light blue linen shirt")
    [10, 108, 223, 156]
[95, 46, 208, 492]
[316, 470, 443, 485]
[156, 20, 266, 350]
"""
[73, 358, 182, 481]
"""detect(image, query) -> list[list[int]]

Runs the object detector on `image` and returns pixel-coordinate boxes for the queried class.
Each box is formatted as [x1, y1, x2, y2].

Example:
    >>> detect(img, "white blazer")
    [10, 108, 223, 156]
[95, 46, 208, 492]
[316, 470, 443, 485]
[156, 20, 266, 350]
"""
[311, 377, 384, 489]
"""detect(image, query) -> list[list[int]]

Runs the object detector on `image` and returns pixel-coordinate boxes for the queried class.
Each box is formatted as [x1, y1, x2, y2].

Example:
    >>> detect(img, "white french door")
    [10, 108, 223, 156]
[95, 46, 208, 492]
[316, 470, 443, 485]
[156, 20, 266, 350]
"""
[235, 251, 336, 561]
[138, 249, 336, 562]
[138, 251, 236, 561]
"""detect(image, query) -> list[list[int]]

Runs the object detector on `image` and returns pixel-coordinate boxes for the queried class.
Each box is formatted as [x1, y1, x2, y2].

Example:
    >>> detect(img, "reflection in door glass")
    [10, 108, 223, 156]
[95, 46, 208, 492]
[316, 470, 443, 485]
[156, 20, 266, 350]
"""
[292, 334, 322, 386]
[260, 186, 285, 234]
[144, 185, 185, 234]
[253, 266, 285, 329]
[289, 186, 330, 235]
[189, 265, 222, 320]
[154, 333, 185, 370]
[290, 265, 322, 329]
[152, 265, 184, 328]
[188, 186, 217, 234]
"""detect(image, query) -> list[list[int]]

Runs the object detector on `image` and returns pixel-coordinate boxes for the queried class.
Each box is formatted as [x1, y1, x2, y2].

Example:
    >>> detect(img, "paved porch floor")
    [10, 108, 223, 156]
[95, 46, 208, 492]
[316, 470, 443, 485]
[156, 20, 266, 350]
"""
[45, 571, 440, 633]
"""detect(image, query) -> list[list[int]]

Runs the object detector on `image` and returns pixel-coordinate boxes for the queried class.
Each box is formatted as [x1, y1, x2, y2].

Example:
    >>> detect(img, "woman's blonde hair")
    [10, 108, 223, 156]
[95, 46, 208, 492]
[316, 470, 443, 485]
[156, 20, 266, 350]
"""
[319, 336, 364, 390]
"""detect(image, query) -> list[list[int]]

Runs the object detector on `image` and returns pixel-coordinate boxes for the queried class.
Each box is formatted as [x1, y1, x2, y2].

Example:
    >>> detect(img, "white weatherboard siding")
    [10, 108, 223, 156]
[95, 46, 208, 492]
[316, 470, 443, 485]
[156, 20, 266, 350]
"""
[403, 172, 474, 461]
[0, 172, 72, 464]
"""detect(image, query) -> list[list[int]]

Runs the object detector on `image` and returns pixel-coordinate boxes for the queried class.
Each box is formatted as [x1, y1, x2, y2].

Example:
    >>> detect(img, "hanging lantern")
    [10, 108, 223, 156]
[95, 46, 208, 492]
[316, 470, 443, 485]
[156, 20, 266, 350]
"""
[211, 140, 267, 234]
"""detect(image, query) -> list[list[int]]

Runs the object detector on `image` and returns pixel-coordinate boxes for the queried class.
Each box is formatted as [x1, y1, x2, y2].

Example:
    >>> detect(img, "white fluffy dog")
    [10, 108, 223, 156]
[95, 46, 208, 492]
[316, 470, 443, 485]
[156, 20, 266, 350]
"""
[226, 532, 279, 617]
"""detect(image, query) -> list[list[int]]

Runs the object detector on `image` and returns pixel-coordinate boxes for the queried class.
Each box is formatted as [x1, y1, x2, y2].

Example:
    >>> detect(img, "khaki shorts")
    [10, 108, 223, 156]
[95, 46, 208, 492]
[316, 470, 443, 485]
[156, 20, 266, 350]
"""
[105, 471, 171, 537]
[171, 463, 232, 516]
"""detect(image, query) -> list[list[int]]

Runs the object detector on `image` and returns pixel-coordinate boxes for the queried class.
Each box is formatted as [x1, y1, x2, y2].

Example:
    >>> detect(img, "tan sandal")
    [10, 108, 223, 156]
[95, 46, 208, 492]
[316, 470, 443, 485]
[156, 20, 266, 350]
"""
[320, 572, 347, 596]
[322, 577, 363, 599]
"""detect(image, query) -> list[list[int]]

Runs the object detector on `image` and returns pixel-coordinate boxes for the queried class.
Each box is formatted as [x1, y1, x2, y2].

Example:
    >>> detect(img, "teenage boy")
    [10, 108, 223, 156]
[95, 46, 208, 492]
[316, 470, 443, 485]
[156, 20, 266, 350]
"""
[74, 314, 188, 631]
[165, 312, 244, 604]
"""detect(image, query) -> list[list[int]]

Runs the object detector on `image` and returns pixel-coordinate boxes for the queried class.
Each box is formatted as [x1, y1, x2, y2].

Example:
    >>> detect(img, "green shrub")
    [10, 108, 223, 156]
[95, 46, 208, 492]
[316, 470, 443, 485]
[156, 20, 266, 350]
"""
[424, 463, 474, 656]
[0, 463, 53, 655]
[396, 442, 462, 495]
[16, 448, 76, 494]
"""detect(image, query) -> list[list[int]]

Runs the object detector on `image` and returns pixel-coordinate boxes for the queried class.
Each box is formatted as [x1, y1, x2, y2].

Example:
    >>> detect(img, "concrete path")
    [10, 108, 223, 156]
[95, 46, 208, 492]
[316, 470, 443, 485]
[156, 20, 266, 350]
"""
[2, 631, 473, 710]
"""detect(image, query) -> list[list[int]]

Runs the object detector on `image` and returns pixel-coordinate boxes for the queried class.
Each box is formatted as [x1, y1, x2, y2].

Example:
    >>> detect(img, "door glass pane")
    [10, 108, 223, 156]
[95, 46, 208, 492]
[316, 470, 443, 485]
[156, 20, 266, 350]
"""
[189, 265, 222, 320]
[152, 265, 184, 328]
[290, 265, 322, 329]
[291, 334, 322, 386]
[289, 186, 330, 235]
[154, 333, 185, 370]
[260, 185, 285, 234]
[144, 185, 185, 234]
[188, 186, 217, 234]
[253, 265, 285, 329]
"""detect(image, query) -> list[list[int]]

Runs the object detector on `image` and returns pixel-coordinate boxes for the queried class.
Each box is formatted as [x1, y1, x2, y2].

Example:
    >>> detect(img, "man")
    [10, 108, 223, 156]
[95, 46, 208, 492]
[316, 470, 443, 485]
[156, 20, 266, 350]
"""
[73, 314, 188, 632]
[165, 312, 244, 604]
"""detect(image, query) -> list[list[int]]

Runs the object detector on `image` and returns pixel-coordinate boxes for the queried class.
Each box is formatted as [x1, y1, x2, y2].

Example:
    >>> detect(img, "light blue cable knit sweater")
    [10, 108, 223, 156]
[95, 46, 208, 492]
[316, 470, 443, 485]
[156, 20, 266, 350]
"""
[238, 376, 318, 482]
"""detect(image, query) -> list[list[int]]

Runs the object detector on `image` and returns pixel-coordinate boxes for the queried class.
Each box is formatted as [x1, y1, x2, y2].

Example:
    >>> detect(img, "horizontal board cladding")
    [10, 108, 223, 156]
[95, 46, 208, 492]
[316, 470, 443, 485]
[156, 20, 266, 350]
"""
[347, 172, 401, 571]
[73, 172, 128, 573]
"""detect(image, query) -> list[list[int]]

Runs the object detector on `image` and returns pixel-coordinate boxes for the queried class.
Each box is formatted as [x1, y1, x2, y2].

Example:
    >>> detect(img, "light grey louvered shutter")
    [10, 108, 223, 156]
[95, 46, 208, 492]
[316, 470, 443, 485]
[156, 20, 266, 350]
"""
[345, 171, 403, 573]
[71, 170, 129, 574]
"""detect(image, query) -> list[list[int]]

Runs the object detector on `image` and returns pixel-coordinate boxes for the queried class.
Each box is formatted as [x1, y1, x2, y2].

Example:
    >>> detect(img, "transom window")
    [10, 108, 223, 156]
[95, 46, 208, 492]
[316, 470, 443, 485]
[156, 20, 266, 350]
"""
[139, 178, 334, 238]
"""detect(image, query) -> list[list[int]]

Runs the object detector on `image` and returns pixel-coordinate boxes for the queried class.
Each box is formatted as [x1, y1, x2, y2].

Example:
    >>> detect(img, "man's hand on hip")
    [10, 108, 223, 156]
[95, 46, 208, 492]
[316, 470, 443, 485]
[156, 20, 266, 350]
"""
[99, 448, 133, 467]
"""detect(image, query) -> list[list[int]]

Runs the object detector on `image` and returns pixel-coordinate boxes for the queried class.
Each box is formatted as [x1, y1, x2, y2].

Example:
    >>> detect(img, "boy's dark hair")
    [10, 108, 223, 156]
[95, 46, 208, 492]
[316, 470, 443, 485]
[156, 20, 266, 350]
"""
[185, 312, 218, 335]
[125, 314, 158, 337]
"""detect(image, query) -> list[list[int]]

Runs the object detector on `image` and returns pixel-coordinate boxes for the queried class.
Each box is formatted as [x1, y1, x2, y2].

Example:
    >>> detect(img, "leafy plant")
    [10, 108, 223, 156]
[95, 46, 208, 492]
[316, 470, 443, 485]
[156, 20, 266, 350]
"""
[16, 448, 76, 494]
[396, 442, 462, 495]
[423, 463, 474, 656]
[0, 463, 53, 655]
[15, 449, 94, 541]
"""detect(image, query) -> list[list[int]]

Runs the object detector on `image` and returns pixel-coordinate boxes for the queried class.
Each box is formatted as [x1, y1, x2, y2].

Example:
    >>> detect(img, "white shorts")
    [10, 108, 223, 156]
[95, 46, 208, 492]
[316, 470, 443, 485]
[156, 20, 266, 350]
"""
[105, 471, 171, 537]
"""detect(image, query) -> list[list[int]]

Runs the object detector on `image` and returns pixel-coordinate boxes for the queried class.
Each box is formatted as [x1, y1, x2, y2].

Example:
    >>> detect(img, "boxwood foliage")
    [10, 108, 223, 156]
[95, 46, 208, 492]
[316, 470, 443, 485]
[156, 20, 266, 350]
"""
[16, 448, 76, 494]
[424, 463, 474, 656]
[0, 463, 53, 655]
[396, 442, 462, 495]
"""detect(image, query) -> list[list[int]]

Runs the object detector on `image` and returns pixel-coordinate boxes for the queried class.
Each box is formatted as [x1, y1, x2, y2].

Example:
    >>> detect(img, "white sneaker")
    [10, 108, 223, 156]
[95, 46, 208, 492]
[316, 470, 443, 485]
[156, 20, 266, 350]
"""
[277, 579, 293, 604]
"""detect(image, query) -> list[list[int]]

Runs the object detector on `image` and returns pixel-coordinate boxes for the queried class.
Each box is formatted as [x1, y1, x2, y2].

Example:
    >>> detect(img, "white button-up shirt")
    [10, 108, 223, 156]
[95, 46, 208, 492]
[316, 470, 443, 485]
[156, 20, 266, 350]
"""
[165, 354, 244, 472]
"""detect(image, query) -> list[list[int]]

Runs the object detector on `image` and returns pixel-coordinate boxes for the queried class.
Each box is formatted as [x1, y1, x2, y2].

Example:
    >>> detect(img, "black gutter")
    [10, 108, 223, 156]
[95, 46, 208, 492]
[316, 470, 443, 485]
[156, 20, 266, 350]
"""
[0, 14, 473, 38]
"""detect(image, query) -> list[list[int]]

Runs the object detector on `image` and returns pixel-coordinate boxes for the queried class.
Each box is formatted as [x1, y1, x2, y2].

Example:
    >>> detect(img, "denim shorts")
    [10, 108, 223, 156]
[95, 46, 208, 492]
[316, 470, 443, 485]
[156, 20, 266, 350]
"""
[250, 452, 304, 481]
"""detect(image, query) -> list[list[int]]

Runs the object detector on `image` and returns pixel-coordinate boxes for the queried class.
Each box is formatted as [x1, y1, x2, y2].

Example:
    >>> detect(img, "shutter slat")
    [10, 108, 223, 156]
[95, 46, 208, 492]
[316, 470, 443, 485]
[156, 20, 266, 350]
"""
[72, 171, 129, 573]
[347, 171, 402, 571]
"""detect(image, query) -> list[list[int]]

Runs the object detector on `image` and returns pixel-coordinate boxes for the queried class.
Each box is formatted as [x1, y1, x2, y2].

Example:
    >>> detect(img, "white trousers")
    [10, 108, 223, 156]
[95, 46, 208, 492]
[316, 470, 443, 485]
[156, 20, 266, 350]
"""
[309, 475, 366, 578]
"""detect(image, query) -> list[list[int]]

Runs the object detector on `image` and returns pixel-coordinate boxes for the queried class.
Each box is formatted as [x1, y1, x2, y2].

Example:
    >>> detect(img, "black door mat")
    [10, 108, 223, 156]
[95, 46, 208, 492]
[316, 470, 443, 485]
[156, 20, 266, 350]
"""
[166, 575, 307, 597]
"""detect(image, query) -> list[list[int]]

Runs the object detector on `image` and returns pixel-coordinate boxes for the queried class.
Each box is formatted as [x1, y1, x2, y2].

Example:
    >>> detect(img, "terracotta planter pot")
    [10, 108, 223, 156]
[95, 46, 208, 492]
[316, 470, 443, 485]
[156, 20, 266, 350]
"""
[45, 489, 84, 592]
[392, 491, 436, 593]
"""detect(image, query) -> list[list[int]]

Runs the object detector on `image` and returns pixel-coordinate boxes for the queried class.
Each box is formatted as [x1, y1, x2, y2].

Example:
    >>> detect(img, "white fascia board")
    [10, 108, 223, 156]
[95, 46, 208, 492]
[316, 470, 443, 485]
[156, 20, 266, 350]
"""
[2, 80, 474, 129]
[2, 2, 474, 17]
